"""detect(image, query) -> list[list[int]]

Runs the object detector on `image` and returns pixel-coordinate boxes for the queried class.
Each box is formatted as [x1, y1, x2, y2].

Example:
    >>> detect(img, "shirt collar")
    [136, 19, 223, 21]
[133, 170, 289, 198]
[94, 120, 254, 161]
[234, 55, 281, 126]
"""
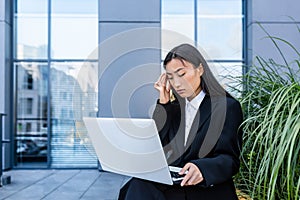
[185, 90, 206, 110]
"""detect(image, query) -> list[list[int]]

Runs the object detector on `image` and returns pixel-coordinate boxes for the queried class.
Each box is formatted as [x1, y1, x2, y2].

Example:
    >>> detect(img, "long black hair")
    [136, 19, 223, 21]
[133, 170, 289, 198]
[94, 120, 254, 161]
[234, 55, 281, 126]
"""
[163, 43, 232, 98]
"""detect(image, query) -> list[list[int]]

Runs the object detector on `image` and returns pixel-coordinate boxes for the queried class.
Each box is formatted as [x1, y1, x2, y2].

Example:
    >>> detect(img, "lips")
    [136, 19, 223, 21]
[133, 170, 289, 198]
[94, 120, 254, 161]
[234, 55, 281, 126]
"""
[176, 89, 185, 94]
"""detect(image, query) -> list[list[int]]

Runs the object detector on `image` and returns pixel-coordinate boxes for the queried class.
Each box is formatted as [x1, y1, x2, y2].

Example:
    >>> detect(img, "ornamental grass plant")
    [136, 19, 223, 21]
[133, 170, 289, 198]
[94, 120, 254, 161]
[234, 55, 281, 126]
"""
[232, 25, 300, 200]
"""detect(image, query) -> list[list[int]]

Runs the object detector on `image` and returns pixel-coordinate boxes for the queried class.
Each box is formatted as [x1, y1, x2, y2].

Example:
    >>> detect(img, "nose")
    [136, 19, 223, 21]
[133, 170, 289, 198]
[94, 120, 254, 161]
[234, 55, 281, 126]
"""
[172, 76, 181, 88]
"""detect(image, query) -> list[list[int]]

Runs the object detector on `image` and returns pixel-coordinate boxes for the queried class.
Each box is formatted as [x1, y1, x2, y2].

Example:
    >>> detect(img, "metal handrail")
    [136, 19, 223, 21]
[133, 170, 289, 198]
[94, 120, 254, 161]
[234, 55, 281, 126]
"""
[0, 113, 7, 186]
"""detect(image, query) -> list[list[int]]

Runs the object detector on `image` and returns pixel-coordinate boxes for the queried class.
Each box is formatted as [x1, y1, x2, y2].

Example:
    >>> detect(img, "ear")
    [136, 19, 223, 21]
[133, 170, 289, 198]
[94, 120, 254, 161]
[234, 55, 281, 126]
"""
[197, 64, 204, 76]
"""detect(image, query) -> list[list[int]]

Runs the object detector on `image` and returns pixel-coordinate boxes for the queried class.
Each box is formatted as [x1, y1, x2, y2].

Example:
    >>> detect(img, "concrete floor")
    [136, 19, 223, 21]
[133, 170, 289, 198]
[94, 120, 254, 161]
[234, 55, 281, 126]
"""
[0, 170, 130, 200]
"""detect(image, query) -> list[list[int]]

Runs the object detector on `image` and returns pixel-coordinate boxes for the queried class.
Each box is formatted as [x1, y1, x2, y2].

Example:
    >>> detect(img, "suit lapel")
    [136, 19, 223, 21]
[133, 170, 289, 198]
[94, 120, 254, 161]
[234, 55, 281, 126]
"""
[174, 97, 186, 157]
[165, 96, 185, 164]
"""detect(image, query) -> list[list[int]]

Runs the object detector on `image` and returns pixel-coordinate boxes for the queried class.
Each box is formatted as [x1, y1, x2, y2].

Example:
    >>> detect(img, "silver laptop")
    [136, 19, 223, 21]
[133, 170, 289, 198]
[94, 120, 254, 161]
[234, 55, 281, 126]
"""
[83, 117, 186, 185]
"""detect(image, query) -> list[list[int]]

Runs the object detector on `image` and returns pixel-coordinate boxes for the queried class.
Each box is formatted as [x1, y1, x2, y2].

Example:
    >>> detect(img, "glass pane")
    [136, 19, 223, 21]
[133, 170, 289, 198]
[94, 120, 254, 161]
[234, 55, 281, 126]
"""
[51, 0, 98, 59]
[16, 0, 47, 13]
[209, 62, 243, 97]
[15, 62, 48, 167]
[198, 0, 242, 15]
[15, 0, 48, 59]
[197, 0, 243, 60]
[50, 62, 98, 168]
[162, 0, 195, 58]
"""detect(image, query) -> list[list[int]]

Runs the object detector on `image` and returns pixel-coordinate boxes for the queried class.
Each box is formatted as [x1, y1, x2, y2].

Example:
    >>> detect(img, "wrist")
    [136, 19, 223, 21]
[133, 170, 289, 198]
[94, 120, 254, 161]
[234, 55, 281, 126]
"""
[159, 99, 170, 104]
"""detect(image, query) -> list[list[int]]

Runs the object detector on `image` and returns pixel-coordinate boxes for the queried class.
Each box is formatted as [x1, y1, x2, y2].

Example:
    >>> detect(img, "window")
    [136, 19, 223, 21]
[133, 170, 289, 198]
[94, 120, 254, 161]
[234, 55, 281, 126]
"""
[22, 72, 34, 89]
[15, 63, 48, 166]
[27, 73, 33, 89]
[197, 0, 243, 60]
[26, 98, 33, 114]
[162, 0, 245, 94]
[15, 0, 48, 59]
[14, 0, 98, 168]
[51, 0, 98, 59]
[25, 123, 31, 132]
[162, 0, 195, 53]
[18, 97, 33, 115]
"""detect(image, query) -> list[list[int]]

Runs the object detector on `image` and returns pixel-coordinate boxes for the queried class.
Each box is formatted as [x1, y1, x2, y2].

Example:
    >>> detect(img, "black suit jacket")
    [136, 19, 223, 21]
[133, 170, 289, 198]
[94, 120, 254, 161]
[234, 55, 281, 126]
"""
[152, 94, 243, 189]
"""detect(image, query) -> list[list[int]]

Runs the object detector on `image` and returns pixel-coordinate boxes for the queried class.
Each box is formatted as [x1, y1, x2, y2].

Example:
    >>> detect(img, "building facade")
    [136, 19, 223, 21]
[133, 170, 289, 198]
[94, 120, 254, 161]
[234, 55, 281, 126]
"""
[1, 0, 299, 170]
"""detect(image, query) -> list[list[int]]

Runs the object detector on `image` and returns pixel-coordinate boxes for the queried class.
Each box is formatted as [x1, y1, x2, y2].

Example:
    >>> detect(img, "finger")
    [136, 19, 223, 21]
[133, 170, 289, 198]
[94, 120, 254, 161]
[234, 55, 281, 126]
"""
[195, 175, 204, 184]
[186, 167, 196, 185]
[154, 81, 160, 89]
[179, 163, 191, 175]
[187, 169, 199, 185]
[156, 73, 164, 85]
[159, 73, 166, 82]
[161, 74, 167, 87]
[166, 80, 171, 92]
[188, 170, 204, 185]
[187, 175, 196, 185]
[180, 172, 192, 186]
[179, 164, 193, 186]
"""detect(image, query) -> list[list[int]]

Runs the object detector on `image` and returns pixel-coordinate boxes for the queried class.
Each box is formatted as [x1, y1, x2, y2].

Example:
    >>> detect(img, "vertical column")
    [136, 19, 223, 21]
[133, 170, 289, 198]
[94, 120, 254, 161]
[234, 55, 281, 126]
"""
[0, 113, 3, 183]
[1, 113, 11, 186]
[98, 0, 161, 118]
[0, 0, 13, 170]
[247, 0, 300, 65]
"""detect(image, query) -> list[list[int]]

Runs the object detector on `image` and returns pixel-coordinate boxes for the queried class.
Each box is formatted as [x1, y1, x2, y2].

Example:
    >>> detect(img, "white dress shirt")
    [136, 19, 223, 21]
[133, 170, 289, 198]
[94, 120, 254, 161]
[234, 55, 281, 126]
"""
[185, 90, 206, 146]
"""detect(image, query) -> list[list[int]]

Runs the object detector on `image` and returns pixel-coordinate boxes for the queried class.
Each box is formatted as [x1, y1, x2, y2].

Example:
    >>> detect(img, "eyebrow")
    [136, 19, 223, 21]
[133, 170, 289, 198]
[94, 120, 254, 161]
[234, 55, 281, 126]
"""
[166, 68, 184, 75]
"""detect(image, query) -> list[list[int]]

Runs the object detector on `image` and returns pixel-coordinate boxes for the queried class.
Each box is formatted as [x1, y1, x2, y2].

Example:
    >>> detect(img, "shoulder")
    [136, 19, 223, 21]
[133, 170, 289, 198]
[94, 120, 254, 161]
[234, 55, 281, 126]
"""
[226, 96, 241, 108]
[208, 95, 242, 113]
[225, 97, 243, 121]
[207, 95, 238, 104]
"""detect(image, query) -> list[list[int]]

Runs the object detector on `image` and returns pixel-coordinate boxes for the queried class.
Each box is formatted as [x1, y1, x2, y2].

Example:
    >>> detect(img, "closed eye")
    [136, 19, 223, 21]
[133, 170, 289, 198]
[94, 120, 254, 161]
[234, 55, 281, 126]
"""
[178, 73, 185, 77]
[167, 75, 173, 80]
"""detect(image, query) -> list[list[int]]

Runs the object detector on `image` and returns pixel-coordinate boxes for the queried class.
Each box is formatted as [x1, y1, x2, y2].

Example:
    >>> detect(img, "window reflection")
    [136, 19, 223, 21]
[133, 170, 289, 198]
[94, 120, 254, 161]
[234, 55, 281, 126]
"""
[16, 63, 48, 166]
[14, 0, 98, 168]
[50, 62, 98, 167]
